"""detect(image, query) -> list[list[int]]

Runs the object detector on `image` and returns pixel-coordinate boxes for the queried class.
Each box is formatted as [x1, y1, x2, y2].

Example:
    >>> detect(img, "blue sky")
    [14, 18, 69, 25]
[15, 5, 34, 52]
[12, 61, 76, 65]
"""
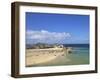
[26, 12, 89, 44]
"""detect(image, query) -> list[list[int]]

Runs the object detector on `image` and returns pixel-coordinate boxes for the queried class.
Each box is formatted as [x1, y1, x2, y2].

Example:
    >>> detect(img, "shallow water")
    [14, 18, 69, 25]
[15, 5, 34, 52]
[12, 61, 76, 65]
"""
[27, 46, 89, 67]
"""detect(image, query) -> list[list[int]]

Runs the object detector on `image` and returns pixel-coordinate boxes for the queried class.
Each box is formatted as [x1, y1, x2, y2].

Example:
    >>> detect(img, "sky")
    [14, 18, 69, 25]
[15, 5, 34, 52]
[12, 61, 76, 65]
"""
[26, 12, 89, 44]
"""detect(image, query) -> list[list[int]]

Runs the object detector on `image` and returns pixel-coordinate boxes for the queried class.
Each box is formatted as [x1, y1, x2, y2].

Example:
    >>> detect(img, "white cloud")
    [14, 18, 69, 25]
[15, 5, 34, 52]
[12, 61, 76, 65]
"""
[26, 30, 71, 44]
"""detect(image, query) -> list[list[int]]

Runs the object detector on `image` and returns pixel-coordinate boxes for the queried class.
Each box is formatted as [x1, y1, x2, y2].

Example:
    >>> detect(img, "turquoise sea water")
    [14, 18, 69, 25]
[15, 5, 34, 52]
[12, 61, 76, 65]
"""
[28, 44, 89, 67]
[64, 47, 89, 65]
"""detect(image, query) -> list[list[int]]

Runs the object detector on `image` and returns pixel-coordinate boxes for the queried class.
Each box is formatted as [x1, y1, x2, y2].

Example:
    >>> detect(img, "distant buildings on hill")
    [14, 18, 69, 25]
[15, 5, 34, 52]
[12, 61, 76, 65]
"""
[26, 43, 65, 49]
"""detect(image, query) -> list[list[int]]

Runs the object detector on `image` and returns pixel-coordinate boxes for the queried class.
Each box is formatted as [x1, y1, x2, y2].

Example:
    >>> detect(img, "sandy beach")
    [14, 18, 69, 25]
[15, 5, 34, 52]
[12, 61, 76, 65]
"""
[26, 48, 68, 67]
